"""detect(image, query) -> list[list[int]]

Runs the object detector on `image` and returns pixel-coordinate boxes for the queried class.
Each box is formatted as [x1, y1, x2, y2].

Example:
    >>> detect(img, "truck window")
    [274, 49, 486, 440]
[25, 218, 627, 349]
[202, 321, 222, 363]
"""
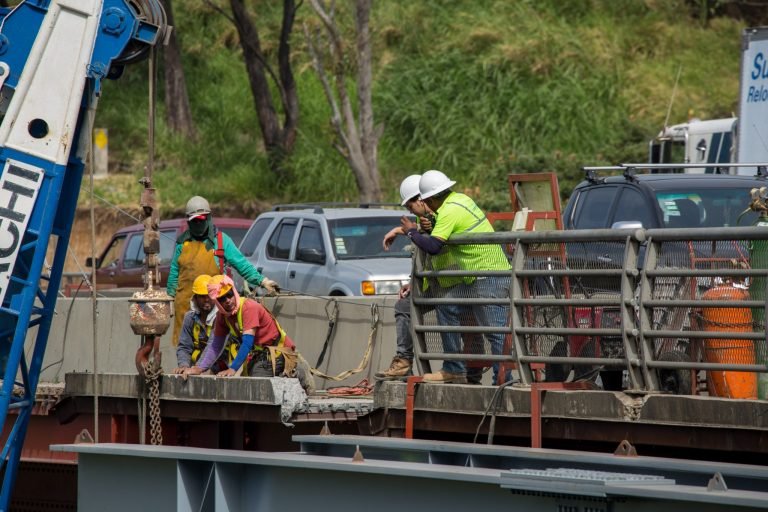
[613, 188, 656, 228]
[267, 219, 297, 260]
[158, 230, 177, 264]
[122, 234, 144, 269]
[571, 187, 617, 229]
[99, 235, 127, 268]
[296, 221, 324, 260]
[240, 218, 272, 257]
[223, 227, 248, 247]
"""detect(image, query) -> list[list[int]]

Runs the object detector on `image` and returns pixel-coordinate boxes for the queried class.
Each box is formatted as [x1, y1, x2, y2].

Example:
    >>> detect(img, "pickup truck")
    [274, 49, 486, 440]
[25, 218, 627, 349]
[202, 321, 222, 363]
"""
[86, 217, 252, 289]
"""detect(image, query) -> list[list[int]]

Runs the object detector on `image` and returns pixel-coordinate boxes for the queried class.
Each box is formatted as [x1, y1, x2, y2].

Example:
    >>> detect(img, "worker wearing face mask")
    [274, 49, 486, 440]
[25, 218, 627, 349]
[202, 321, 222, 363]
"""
[167, 196, 279, 346]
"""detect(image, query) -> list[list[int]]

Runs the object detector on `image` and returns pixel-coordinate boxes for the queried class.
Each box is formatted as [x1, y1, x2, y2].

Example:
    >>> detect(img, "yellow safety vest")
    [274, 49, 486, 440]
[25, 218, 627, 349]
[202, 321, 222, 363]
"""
[190, 322, 214, 364]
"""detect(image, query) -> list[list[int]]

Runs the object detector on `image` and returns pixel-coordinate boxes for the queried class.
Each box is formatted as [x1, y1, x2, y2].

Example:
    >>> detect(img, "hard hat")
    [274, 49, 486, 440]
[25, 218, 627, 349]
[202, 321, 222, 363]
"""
[186, 196, 211, 220]
[192, 274, 212, 296]
[208, 274, 232, 298]
[419, 170, 456, 199]
[399, 174, 422, 206]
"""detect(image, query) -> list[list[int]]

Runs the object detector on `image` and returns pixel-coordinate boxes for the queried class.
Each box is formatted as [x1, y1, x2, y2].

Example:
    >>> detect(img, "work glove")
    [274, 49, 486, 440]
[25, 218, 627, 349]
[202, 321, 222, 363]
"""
[261, 277, 280, 295]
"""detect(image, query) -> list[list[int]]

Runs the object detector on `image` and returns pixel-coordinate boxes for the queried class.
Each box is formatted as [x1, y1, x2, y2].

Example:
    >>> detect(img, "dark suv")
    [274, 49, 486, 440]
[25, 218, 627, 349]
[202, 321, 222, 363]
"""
[553, 169, 767, 391]
[563, 171, 765, 231]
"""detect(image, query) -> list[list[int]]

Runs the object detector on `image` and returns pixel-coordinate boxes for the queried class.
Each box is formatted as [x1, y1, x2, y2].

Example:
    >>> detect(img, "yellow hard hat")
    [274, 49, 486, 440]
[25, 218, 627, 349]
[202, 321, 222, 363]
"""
[208, 274, 232, 298]
[192, 274, 212, 295]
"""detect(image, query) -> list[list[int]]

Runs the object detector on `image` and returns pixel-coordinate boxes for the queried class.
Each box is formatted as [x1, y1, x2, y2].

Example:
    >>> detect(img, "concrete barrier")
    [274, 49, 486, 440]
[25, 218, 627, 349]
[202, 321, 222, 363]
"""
[30, 295, 400, 390]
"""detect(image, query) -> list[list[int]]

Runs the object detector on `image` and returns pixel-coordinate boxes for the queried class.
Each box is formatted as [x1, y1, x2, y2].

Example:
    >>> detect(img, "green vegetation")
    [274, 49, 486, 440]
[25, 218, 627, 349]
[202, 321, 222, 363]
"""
[91, 0, 745, 216]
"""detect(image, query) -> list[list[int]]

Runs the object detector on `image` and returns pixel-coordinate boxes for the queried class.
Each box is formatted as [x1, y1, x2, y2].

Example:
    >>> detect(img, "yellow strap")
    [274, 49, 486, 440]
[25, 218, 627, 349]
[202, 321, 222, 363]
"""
[302, 304, 379, 382]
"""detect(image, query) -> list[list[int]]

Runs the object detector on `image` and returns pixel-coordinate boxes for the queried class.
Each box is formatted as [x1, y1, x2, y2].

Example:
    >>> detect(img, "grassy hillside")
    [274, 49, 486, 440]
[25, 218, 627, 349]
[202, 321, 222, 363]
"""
[90, 0, 745, 218]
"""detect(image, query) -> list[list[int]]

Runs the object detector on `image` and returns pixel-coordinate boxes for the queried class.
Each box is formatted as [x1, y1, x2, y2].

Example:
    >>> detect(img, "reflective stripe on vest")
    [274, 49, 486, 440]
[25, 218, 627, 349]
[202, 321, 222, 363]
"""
[445, 201, 487, 232]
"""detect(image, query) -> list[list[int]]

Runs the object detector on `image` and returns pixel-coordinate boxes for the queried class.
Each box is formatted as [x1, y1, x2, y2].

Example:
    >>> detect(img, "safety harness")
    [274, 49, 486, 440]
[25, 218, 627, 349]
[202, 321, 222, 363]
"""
[214, 231, 232, 277]
[224, 298, 288, 376]
[190, 322, 214, 364]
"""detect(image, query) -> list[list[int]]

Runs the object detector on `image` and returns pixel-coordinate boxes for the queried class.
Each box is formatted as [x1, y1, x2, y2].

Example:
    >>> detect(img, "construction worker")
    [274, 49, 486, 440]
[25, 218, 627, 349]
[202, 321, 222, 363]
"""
[182, 275, 296, 378]
[401, 170, 511, 384]
[376, 175, 432, 380]
[172, 274, 230, 374]
[167, 196, 279, 346]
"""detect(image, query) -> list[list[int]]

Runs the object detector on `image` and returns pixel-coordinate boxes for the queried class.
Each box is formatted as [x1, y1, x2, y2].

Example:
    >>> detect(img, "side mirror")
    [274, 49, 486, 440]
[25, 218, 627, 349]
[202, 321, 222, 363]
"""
[85, 257, 99, 268]
[297, 247, 326, 264]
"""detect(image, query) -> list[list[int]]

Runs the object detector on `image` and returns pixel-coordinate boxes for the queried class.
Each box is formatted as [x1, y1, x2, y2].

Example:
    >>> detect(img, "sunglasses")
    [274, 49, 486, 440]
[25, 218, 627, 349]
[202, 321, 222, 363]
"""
[218, 289, 235, 302]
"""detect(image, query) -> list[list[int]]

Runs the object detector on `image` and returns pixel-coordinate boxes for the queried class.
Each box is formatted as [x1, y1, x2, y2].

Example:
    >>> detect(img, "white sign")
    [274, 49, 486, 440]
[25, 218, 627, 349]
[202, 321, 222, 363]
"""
[0, 160, 44, 305]
[737, 28, 768, 169]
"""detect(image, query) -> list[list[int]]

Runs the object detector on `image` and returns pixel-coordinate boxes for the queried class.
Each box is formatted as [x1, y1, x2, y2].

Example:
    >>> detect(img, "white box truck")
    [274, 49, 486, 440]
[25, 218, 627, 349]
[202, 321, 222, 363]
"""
[649, 26, 768, 174]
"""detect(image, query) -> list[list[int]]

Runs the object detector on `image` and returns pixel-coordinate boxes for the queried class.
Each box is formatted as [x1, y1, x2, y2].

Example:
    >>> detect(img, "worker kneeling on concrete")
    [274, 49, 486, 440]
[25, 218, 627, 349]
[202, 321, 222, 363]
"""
[172, 274, 232, 375]
[182, 275, 296, 378]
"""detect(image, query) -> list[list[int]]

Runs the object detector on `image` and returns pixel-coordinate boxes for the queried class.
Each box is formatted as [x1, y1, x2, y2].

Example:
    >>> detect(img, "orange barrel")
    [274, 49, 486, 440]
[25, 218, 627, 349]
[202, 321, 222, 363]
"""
[701, 284, 757, 399]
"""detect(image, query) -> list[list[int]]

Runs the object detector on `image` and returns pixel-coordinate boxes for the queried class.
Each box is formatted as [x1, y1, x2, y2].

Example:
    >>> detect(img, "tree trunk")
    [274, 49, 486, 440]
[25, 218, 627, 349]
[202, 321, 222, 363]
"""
[306, 0, 381, 202]
[354, 0, 380, 201]
[160, 0, 197, 139]
[230, 0, 299, 176]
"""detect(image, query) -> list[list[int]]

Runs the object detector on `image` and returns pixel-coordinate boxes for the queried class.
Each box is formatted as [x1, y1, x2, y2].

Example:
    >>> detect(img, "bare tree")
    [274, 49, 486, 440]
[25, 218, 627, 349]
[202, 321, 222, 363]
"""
[161, 0, 197, 139]
[222, 0, 300, 177]
[305, 0, 382, 202]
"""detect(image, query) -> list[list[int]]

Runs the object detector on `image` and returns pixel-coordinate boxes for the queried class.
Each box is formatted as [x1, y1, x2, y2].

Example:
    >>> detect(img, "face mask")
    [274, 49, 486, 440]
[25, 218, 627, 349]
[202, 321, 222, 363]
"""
[189, 217, 210, 239]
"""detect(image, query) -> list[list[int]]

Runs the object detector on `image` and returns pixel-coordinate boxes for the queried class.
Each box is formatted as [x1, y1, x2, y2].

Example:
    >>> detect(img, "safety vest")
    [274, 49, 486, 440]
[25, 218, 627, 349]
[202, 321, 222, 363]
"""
[190, 322, 215, 365]
[224, 298, 287, 363]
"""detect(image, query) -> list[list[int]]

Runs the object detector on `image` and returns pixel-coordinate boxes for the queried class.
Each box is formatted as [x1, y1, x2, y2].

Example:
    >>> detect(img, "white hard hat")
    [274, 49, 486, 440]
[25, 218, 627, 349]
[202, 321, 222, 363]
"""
[419, 170, 456, 199]
[399, 174, 422, 206]
[186, 196, 211, 220]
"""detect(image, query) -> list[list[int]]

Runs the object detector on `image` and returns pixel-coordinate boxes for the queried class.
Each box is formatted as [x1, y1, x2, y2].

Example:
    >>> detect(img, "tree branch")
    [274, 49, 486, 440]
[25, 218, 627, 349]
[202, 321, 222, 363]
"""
[202, 0, 235, 24]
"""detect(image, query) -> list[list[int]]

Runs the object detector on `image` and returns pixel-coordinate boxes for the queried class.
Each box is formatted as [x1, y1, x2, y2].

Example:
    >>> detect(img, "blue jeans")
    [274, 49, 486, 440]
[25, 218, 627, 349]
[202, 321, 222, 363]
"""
[436, 277, 510, 383]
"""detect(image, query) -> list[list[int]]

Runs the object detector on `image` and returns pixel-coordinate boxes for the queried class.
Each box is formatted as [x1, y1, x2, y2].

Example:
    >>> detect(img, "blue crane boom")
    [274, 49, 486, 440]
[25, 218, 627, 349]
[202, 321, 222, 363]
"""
[0, 1, 167, 508]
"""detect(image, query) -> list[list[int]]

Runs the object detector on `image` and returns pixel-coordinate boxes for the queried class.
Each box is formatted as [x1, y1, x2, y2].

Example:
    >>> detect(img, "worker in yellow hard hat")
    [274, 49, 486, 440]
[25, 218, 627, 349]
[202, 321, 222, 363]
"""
[167, 196, 280, 347]
[182, 275, 296, 378]
[171, 274, 230, 374]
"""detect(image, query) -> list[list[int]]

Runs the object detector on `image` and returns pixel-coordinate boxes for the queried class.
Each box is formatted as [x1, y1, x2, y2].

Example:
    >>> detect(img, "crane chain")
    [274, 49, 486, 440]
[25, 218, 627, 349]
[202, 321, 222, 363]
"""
[144, 362, 163, 446]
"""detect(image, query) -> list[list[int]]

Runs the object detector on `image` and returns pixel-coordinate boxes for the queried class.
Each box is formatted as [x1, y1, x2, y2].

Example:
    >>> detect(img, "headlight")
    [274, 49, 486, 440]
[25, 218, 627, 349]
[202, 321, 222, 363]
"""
[361, 280, 408, 295]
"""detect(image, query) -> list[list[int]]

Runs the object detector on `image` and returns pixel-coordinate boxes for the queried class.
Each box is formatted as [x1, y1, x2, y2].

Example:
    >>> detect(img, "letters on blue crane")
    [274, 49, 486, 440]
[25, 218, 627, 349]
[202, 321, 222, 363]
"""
[0, 160, 43, 303]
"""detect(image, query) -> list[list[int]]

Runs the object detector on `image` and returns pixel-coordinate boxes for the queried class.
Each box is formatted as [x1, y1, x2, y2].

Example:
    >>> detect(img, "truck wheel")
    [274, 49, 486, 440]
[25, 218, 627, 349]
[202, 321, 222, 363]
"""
[657, 351, 692, 395]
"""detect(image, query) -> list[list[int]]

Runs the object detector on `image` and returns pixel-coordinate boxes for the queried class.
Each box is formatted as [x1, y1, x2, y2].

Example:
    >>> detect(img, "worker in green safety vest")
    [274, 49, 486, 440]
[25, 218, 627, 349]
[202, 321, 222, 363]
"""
[400, 170, 512, 384]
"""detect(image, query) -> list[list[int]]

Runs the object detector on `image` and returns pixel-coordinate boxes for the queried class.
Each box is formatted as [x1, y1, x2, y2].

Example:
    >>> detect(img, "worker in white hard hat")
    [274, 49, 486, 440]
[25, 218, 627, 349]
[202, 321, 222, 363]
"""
[167, 196, 280, 346]
[399, 170, 512, 384]
[376, 175, 436, 380]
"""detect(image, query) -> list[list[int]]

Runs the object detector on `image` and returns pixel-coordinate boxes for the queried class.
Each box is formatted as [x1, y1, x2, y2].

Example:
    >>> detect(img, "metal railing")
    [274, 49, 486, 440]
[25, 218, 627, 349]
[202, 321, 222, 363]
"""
[410, 226, 768, 395]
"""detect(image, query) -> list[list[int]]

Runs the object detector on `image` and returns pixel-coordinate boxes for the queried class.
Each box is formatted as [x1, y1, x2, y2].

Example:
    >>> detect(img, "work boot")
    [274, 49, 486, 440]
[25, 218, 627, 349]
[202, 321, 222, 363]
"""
[375, 357, 413, 380]
[422, 370, 467, 384]
[467, 367, 484, 385]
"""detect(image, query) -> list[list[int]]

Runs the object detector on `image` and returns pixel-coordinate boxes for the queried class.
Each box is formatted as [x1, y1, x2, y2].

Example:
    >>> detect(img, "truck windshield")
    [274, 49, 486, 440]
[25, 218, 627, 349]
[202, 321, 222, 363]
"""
[329, 217, 414, 259]
[656, 189, 757, 228]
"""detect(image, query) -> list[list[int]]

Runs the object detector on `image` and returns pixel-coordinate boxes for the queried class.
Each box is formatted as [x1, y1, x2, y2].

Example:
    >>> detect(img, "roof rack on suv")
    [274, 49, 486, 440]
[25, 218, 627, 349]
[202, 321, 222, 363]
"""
[272, 202, 401, 213]
[582, 163, 768, 182]
[620, 162, 768, 178]
[582, 166, 624, 184]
